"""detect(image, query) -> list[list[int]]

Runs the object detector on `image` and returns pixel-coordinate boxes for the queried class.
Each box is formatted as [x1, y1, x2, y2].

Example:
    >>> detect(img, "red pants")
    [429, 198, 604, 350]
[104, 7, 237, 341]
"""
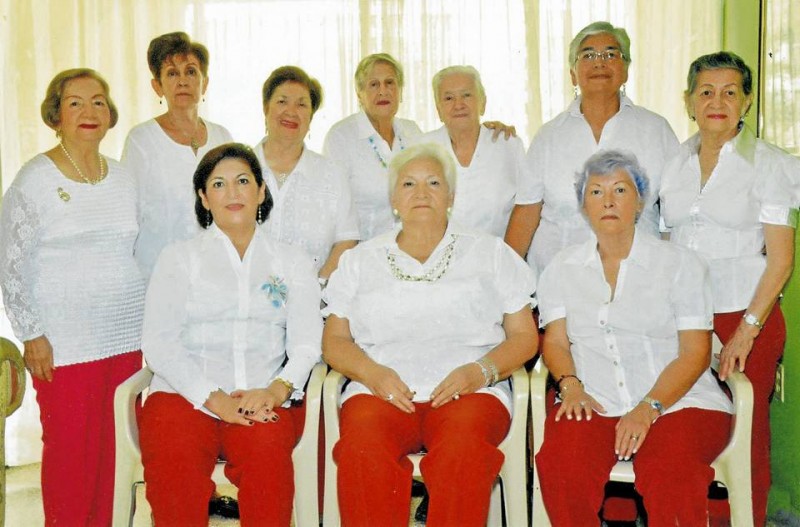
[715, 306, 785, 527]
[32, 351, 142, 527]
[139, 392, 302, 526]
[334, 393, 510, 527]
[536, 407, 731, 527]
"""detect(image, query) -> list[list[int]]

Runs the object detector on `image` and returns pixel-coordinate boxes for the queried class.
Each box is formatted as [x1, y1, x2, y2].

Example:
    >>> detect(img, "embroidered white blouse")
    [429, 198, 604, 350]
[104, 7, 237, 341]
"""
[413, 126, 538, 238]
[323, 111, 422, 240]
[142, 225, 323, 414]
[659, 126, 799, 313]
[254, 137, 360, 272]
[526, 95, 679, 276]
[322, 223, 535, 414]
[0, 155, 144, 365]
[537, 229, 732, 417]
[122, 118, 234, 280]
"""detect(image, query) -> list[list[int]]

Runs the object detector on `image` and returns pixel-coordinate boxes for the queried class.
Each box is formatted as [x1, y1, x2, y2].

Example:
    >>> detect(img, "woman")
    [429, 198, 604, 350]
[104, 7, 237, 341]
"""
[660, 51, 798, 526]
[324, 53, 515, 241]
[414, 65, 537, 239]
[536, 150, 732, 526]
[0, 69, 144, 526]
[322, 142, 537, 526]
[509, 21, 679, 276]
[255, 66, 359, 279]
[139, 143, 322, 525]
[122, 31, 234, 281]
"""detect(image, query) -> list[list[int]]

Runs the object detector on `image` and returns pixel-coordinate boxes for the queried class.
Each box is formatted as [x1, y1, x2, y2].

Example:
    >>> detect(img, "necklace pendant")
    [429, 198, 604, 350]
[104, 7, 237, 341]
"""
[57, 187, 71, 202]
[191, 138, 200, 151]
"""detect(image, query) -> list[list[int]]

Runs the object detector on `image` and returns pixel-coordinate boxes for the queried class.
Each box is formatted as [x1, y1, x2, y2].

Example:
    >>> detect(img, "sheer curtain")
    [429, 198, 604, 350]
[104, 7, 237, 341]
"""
[1, 0, 721, 465]
[762, 0, 800, 154]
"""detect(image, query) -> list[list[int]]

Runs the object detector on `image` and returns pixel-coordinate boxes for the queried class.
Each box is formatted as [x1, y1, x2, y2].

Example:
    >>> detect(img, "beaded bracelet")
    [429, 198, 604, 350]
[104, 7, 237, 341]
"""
[475, 357, 499, 387]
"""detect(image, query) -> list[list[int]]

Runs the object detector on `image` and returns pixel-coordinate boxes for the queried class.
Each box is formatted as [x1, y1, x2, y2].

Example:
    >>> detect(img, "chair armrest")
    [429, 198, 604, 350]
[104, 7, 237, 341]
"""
[113, 367, 153, 459]
[718, 369, 753, 461]
[500, 368, 529, 451]
[323, 369, 347, 445]
[530, 359, 549, 456]
[0, 338, 26, 416]
[294, 362, 327, 458]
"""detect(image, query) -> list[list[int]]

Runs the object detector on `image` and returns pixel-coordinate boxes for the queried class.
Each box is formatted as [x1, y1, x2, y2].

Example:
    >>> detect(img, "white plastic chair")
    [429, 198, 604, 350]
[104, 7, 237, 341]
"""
[112, 362, 326, 527]
[530, 338, 754, 527]
[322, 367, 529, 527]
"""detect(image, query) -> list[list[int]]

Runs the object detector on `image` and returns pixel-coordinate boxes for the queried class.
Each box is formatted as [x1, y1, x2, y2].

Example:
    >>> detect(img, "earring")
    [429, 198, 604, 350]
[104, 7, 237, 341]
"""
[573, 86, 579, 100]
[689, 115, 696, 122]
[257, 206, 263, 224]
[620, 84, 627, 97]
[446, 206, 452, 218]
[159, 97, 163, 105]
[202, 96, 206, 103]
[392, 208, 399, 217]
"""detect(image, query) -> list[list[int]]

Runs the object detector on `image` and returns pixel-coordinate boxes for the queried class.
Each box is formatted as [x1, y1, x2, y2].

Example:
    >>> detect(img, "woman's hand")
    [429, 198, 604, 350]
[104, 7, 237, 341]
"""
[554, 384, 605, 422]
[614, 403, 658, 460]
[717, 322, 758, 380]
[204, 390, 257, 426]
[430, 363, 486, 408]
[483, 121, 517, 141]
[24, 335, 55, 382]
[231, 381, 291, 423]
[362, 363, 415, 413]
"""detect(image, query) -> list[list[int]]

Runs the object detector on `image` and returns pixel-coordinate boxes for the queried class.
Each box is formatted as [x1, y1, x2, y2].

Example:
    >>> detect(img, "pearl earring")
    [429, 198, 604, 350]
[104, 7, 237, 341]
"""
[257, 206, 262, 224]
[573, 86, 579, 100]
[392, 208, 399, 217]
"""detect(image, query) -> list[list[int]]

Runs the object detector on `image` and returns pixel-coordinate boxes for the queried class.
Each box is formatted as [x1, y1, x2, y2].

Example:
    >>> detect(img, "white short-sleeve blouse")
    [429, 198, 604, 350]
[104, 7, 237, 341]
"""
[322, 223, 535, 413]
[537, 229, 732, 417]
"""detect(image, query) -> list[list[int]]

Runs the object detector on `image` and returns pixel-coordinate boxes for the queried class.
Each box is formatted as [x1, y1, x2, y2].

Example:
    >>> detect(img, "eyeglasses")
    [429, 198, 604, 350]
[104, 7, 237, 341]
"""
[578, 49, 624, 62]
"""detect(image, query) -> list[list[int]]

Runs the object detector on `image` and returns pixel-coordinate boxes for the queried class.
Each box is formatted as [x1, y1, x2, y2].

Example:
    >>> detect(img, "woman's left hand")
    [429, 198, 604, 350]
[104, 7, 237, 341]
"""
[614, 404, 656, 460]
[717, 322, 758, 381]
[231, 382, 290, 423]
[482, 121, 517, 141]
[430, 363, 486, 408]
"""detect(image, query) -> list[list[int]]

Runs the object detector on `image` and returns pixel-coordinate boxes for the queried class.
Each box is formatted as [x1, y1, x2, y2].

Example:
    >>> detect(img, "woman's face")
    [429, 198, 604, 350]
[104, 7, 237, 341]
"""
[199, 157, 266, 232]
[687, 68, 752, 139]
[264, 81, 313, 142]
[391, 156, 453, 224]
[151, 53, 208, 110]
[582, 170, 641, 237]
[436, 72, 484, 132]
[357, 62, 401, 123]
[57, 77, 112, 143]
[571, 33, 628, 97]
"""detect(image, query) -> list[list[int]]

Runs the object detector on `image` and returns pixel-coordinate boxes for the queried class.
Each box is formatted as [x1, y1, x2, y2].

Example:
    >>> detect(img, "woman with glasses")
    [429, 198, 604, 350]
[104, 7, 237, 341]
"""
[506, 21, 679, 278]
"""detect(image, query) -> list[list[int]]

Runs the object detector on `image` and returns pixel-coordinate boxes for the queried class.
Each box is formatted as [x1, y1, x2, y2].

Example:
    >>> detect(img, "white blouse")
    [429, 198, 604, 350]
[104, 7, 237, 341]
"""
[323, 111, 422, 240]
[526, 95, 679, 276]
[121, 118, 234, 281]
[660, 126, 799, 313]
[413, 126, 538, 238]
[0, 155, 144, 365]
[254, 138, 360, 272]
[537, 229, 732, 417]
[142, 225, 322, 414]
[323, 223, 535, 413]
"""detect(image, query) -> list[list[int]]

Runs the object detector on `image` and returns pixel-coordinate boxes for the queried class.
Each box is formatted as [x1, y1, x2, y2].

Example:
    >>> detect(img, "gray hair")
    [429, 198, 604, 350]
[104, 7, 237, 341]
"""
[685, 51, 753, 97]
[355, 53, 404, 92]
[568, 21, 632, 67]
[388, 143, 457, 200]
[432, 65, 486, 108]
[575, 150, 649, 212]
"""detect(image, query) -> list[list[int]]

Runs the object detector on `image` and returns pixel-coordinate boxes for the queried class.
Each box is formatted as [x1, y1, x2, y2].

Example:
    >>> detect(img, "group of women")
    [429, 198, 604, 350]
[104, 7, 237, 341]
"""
[0, 19, 797, 527]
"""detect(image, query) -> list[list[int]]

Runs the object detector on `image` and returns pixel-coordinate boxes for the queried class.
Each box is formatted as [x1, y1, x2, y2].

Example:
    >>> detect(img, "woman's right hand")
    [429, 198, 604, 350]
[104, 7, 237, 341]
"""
[554, 384, 606, 422]
[363, 363, 415, 413]
[24, 335, 55, 382]
[204, 390, 260, 426]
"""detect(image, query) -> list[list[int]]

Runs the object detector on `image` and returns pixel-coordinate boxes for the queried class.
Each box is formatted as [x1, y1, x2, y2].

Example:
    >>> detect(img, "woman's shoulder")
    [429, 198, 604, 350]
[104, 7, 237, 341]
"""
[326, 112, 362, 136]
[9, 154, 59, 193]
[204, 120, 234, 142]
[415, 126, 447, 144]
[125, 119, 159, 141]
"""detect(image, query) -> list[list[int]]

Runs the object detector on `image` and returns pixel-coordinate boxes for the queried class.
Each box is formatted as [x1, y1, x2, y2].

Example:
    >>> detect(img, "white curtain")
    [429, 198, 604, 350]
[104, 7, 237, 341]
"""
[1, 0, 722, 465]
[762, 0, 800, 154]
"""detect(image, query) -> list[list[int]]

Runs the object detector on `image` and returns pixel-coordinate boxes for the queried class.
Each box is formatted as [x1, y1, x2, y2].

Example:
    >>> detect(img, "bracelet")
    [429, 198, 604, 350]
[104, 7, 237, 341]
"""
[475, 357, 499, 387]
[557, 374, 581, 386]
[474, 360, 492, 387]
[274, 377, 294, 392]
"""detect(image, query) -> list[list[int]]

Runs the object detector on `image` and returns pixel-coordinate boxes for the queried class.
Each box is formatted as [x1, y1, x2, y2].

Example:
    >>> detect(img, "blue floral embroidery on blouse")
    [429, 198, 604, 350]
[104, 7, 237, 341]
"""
[261, 276, 287, 307]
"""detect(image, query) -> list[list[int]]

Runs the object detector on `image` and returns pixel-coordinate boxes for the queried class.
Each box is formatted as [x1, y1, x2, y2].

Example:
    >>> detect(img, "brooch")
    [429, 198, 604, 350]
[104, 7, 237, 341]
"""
[57, 187, 70, 202]
[261, 275, 287, 307]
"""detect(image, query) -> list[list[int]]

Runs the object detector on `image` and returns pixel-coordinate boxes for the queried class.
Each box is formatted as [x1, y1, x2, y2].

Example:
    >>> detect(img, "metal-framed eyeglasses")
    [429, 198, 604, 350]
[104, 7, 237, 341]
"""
[577, 49, 624, 63]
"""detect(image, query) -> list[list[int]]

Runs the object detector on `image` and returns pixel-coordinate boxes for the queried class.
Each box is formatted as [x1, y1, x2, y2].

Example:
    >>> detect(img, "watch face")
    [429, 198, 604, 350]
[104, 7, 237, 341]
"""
[744, 314, 761, 327]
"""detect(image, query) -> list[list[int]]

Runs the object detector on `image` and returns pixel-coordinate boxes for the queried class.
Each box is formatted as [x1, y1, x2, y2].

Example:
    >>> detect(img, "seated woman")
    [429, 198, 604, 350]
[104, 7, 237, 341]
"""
[535, 150, 733, 526]
[139, 143, 322, 526]
[322, 142, 537, 527]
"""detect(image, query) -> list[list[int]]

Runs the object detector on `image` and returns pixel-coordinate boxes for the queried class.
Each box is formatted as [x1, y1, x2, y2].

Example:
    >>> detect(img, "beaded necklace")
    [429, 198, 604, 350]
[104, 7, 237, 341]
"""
[368, 133, 404, 169]
[386, 235, 457, 283]
[59, 142, 106, 185]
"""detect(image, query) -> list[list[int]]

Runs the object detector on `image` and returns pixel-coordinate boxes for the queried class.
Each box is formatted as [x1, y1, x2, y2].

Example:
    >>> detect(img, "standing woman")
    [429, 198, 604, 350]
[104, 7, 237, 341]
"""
[255, 66, 359, 278]
[507, 21, 679, 274]
[660, 51, 798, 526]
[0, 69, 144, 526]
[123, 31, 234, 280]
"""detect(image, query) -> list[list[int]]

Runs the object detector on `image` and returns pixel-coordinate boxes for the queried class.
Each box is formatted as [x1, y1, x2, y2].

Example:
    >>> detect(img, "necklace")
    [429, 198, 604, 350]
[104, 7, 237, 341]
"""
[59, 142, 106, 185]
[386, 235, 457, 283]
[369, 134, 404, 169]
[169, 115, 203, 152]
[276, 172, 291, 186]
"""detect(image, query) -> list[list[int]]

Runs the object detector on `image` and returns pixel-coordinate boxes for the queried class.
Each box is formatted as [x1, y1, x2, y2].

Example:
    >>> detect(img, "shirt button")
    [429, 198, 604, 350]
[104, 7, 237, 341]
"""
[599, 320, 606, 326]
[613, 361, 619, 366]
[605, 327, 612, 334]
[618, 382, 624, 387]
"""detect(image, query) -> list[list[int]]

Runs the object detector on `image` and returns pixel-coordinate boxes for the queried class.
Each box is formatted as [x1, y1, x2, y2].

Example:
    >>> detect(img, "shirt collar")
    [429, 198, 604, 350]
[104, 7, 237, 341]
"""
[568, 93, 633, 117]
[564, 227, 651, 269]
[254, 135, 310, 177]
[356, 110, 380, 140]
[378, 221, 478, 252]
[686, 123, 756, 165]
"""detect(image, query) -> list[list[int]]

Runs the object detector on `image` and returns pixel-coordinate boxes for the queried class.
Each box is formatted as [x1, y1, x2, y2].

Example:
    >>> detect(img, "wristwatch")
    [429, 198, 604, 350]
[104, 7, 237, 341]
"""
[641, 397, 664, 416]
[742, 313, 763, 330]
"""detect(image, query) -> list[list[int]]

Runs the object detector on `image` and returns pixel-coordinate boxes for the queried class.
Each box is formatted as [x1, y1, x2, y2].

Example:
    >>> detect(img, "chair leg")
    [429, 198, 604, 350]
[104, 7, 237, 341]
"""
[486, 481, 502, 527]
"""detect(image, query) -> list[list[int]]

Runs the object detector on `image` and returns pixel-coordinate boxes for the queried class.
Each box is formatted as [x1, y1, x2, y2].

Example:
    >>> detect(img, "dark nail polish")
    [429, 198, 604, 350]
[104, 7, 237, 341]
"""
[237, 408, 243, 414]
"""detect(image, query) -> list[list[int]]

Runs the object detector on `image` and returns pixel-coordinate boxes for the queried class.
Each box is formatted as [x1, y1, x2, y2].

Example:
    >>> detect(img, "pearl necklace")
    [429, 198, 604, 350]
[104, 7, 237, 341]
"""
[368, 134, 404, 169]
[386, 235, 457, 283]
[59, 142, 106, 185]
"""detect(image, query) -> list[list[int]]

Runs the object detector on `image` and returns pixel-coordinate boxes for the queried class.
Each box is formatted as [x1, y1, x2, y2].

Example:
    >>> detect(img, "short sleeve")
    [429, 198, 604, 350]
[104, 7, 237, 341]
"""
[513, 137, 542, 205]
[322, 247, 361, 319]
[669, 248, 714, 331]
[535, 256, 566, 328]
[758, 147, 800, 228]
[493, 240, 536, 313]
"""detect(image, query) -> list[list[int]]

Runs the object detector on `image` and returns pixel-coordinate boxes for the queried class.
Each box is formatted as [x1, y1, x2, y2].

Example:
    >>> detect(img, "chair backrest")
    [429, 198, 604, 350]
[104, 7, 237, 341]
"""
[0, 338, 27, 527]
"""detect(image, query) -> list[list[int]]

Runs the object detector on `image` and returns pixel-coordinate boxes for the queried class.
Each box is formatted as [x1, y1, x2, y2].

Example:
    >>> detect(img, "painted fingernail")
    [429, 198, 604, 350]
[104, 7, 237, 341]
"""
[237, 408, 243, 414]
[263, 416, 269, 422]
[271, 415, 280, 422]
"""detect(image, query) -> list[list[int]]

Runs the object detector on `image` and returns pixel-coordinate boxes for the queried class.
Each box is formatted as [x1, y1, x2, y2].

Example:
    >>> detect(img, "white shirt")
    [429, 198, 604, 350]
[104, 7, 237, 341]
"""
[537, 229, 732, 417]
[142, 225, 322, 414]
[323, 111, 422, 240]
[660, 126, 799, 313]
[254, 137, 360, 272]
[526, 95, 679, 276]
[122, 119, 234, 281]
[322, 223, 535, 413]
[0, 155, 144, 365]
[413, 126, 537, 238]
